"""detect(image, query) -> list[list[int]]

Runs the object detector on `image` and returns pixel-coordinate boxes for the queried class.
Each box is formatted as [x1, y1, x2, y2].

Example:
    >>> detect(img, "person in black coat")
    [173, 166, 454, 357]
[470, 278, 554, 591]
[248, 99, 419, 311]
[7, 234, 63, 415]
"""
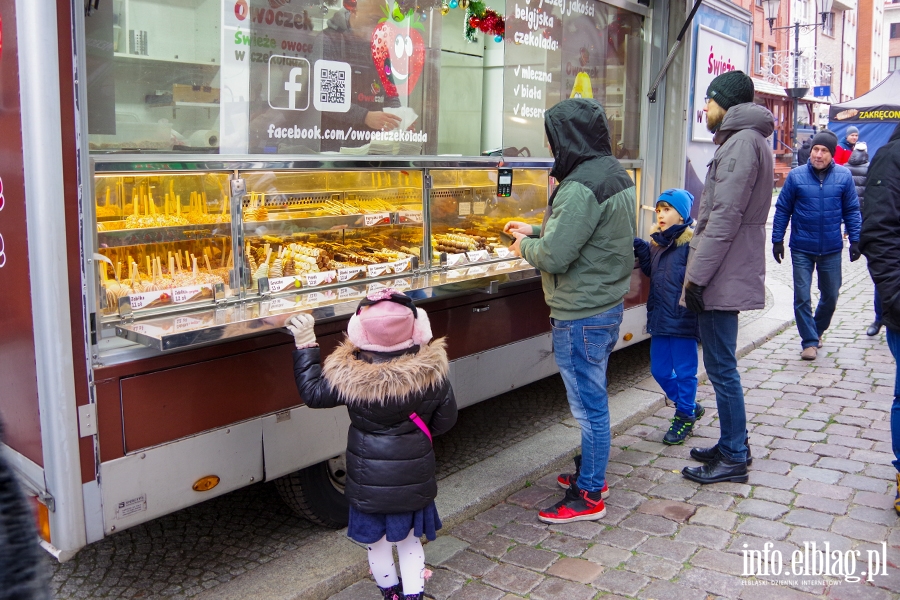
[848, 141, 881, 336]
[797, 137, 812, 166]
[288, 289, 456, 600]
[859, 121, 900, 516]
[633, 189, 703, 446]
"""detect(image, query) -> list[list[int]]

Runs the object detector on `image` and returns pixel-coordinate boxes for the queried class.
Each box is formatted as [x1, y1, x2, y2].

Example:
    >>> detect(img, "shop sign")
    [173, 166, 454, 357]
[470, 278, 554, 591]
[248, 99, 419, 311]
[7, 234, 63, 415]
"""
[691, 25, 748, 143]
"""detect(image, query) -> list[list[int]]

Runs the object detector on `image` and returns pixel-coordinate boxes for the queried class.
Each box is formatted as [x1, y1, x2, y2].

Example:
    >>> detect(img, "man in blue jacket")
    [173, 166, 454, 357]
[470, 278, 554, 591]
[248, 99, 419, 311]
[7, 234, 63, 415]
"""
[772, 130, 862, 360]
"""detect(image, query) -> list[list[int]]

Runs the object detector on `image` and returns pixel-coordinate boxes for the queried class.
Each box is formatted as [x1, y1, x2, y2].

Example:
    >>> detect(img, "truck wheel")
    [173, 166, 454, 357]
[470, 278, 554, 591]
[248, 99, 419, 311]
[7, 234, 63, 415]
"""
[274, 455, 349, 528]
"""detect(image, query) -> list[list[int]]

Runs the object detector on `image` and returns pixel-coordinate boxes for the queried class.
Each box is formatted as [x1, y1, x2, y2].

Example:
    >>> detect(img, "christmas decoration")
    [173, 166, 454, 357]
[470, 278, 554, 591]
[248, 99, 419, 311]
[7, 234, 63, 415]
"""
[440, 1, 450, 13]
[459, 0, 469, 8]
[463, 0, 504, 43]
[449, 0, 457, 8]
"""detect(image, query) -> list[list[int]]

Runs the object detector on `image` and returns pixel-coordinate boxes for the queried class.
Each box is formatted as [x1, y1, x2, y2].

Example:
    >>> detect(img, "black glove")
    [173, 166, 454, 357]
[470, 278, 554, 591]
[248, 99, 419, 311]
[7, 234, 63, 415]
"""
[684, 281, 706, 314]
[849, 242, 861, 262]
[772, 242, 784, 264]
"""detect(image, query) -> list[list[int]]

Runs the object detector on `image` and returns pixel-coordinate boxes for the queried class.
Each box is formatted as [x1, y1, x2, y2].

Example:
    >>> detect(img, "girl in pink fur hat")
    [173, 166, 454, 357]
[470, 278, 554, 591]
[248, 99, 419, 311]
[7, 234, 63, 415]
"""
[287, 289, 457, 600]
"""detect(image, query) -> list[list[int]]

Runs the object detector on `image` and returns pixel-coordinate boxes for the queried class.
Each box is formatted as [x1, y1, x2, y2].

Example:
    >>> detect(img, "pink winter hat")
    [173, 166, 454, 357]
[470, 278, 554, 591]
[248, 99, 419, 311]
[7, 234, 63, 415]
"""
[347, 289, 432, 352]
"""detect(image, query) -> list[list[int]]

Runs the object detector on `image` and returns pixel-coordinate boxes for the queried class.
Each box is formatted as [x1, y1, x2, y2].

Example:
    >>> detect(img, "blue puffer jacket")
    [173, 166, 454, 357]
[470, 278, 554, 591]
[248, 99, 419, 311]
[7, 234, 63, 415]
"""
[634, 222, 699, 340]
[772, 161, 861, 255]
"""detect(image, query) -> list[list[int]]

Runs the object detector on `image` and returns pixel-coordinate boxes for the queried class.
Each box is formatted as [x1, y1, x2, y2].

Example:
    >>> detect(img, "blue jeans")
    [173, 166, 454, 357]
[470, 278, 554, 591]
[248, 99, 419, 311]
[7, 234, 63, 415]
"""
[792, 250, 842, 349]
[698, 310, 747, 463]
[650, 335, 699, 417]
[887, 328, 900, 474]
[551, 303, 623, 493]
[874, 285, 883, 322]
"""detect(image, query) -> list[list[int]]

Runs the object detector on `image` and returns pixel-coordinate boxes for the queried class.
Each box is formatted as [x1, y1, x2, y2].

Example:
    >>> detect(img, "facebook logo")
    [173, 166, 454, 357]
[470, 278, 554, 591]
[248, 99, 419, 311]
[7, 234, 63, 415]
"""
[268, 55, 310, 111]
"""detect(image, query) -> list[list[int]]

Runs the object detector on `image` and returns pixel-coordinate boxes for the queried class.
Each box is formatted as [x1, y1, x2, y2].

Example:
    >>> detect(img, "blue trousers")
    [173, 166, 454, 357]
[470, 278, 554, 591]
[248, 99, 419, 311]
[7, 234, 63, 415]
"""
[887, 328, 900, 474]
[650, 335, 699, 417]
[551, 303, 623, 493]
[791, 250, 842, 349]
[698, 310, 747, 463]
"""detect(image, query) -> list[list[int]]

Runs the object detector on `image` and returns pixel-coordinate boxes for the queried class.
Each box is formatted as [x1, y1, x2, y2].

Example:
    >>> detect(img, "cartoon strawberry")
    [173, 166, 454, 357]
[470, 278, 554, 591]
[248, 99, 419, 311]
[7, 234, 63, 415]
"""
[371, 3, 425, 98]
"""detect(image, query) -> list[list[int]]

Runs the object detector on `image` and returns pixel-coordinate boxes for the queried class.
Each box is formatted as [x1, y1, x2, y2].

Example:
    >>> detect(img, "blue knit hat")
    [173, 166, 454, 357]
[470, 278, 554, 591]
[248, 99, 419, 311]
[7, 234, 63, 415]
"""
[656, 189, 694, 222]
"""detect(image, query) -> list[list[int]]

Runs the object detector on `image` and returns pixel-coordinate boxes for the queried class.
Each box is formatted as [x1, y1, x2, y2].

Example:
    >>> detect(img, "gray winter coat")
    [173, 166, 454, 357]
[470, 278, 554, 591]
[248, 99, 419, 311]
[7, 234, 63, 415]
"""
[847, 146, 869, 209]
[683, 103, 775, 311]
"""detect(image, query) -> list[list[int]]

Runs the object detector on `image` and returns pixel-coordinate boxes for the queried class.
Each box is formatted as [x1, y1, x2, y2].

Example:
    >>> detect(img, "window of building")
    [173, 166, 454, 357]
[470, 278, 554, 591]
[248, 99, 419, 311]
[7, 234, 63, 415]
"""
[891, 23, 900, 39]
[767, 45, 776, 70]
[890, 56, 900, 72]
[823, 12, 835, 37]
[755, 42, 763, 73]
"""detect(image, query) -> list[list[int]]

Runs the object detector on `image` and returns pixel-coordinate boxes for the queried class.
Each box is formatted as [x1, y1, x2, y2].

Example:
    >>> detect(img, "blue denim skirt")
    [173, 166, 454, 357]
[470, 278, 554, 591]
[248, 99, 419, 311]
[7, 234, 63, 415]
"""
[347, 501, 442, 544]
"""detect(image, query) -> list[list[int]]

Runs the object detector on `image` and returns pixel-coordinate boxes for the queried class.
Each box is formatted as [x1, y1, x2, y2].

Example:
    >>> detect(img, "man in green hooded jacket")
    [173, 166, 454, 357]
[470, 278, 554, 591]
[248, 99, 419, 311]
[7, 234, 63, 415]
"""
[505, 98, 635, 523]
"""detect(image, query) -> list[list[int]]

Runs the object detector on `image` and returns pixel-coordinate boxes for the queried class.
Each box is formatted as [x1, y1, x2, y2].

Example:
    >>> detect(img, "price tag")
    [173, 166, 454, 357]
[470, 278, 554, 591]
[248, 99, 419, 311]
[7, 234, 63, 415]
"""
[494, 247, 512, 259]
[391, 257, 412, 273]
[466, 250, 490, 263]
[174, 316, 204, 331]
[339, 285, 367, 300]
[304, 271, 337, 287]
[173, 284, 214, 304]
[129, 290, 173, 310]
[473, 201, 486, 215]
[458, 202, 471, 216]
[268, 276, 300, 293]
[398, 211, 423, 223]
[337, 266, 366, 282]
[445, 253, 467, 267]
[366, 263, 390, 278]
[364, 213, 391, 227]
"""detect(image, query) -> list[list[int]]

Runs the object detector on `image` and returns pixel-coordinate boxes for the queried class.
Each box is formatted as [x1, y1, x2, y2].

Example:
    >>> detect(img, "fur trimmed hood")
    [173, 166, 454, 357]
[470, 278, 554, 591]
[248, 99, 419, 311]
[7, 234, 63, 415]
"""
[650, 223, 693, 247]
[322, 337, 450, 405]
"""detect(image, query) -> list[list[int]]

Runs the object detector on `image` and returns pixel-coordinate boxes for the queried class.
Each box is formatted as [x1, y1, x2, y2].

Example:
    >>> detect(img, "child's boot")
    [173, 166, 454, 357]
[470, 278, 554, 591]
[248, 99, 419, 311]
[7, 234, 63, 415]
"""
[404, 594, 424, 600]
[378, 583, 402, 600]
[663, 405, 704, 446]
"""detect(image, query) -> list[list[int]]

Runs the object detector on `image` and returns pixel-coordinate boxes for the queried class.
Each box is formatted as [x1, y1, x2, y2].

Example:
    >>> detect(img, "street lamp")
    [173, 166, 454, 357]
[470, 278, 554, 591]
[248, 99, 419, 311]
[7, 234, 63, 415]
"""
[762, 0, 834, 167]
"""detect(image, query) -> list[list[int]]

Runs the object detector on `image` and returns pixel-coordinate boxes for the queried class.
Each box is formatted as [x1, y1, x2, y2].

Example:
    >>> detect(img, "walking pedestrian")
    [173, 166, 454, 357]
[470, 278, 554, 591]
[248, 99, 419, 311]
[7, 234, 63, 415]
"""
[633, 189, 703, 445]
[834, 125, 858, 165]
[287, 290, 458, 600]
[859, 122, 900, 515]
[797, 137, 812, 166]
[771, 130, 862, 360]
[848, 141, 882, 336]
[504, 97, 636, 523]
[679, 70, 774, 485]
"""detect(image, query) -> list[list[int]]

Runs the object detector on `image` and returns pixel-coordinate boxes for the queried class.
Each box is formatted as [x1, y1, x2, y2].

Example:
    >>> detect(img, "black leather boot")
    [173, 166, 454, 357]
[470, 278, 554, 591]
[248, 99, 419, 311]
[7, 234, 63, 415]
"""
[682, 451, 749, 484]
[690, 438, 753, 466]
[867, 321, 883, 336]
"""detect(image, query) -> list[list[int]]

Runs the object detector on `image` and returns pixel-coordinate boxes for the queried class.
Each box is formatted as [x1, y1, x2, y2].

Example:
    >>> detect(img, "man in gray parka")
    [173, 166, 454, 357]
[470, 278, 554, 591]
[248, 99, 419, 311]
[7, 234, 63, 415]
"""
[680, 71, 775, 485]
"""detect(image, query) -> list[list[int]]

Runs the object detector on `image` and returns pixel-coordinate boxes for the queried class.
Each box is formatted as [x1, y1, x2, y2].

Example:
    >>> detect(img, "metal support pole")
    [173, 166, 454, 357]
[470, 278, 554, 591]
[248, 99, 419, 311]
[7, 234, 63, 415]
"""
[791, 21, 800, 168]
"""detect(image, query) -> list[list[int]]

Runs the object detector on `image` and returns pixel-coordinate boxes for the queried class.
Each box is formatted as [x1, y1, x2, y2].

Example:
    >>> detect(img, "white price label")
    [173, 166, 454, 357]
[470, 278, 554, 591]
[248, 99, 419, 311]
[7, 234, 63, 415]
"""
[494, 247, 512, 259]
[172, 285, 206, 304]
[473, 201, 486, 215]
[338, 266, 366, 282]
[458, 202, 471, 216]
[304, 270, 336, 287]
[128, 290, 172, 310]
[399, 211, 423, 223]
[364, 212, 391, 227]
[269, 276, 300, 293]
[445, 253, 467, 267]
[466, 250, 490, 263]
[366, 263, 390, 278]
[391, 258, 412, 273]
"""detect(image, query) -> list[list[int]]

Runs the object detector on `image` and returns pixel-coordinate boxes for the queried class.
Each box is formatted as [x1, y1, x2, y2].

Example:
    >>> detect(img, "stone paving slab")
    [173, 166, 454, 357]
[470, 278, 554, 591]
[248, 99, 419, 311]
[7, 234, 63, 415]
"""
[330, 244, 899, 599]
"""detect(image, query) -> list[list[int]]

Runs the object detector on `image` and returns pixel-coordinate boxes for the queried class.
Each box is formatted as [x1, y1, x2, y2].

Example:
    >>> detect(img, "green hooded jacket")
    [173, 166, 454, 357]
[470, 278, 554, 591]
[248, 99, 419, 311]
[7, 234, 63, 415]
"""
[520, 99, 636, 321]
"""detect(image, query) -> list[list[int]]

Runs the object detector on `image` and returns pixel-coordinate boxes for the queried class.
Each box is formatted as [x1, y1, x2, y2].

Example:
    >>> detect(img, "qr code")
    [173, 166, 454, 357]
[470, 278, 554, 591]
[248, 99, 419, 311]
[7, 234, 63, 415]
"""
[319, 69, 346, 104]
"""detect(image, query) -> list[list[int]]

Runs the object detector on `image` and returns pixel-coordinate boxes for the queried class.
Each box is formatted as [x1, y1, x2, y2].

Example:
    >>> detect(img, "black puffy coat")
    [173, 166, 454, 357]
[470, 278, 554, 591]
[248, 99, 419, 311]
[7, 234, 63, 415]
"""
[797, 138, 811, 166]
[293, 339, 457, 514]
[846, 145, 869, 210]
[860, 123, 900, 332]
[633, 222, 699, 340]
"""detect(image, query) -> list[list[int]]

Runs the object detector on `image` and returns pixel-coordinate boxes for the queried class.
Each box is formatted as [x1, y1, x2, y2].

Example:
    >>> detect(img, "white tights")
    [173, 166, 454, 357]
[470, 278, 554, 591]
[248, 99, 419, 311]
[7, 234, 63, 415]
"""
[366, 530, 425, 595]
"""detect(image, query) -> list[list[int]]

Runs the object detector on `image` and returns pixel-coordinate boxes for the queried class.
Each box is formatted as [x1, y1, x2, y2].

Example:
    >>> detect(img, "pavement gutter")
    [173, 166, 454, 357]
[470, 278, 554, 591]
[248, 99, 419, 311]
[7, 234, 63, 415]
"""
[197, 279, 796, 600]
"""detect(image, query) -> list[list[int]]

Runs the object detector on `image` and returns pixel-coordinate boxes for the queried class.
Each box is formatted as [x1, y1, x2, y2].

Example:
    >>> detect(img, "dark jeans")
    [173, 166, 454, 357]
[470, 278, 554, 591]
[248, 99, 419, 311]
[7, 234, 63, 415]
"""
[875, 284, 883, 323]
[650, 335, 699, 417]
[887, 328, 900, 474]
[698, 310, 747, 463]
[792, 250, 842, 349]
[551, 303, 623, 493]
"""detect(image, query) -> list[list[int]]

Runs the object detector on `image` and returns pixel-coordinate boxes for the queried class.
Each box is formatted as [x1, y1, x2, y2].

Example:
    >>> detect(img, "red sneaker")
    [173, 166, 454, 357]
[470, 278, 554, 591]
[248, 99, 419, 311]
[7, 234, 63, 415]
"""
[556, 473, 609, 498]
[538, 485, 607, 524]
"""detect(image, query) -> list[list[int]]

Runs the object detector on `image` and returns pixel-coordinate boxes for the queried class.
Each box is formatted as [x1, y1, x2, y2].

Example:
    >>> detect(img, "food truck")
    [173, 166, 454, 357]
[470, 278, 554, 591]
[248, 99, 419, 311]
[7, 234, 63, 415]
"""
[0, 0, 700, 560]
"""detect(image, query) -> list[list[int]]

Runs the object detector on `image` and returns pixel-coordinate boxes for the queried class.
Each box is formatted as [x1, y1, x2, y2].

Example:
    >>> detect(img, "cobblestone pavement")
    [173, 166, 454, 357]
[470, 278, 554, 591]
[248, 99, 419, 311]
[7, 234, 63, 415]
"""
[331, 253, 900, 599]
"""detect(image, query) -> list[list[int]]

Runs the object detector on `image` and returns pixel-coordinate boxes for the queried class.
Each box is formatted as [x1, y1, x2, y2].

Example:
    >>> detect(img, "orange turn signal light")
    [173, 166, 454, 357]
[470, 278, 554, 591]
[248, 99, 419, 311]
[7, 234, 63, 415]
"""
[623, 333, 633, 341]
[192, 475, 220, 492]
[29, 497, 51, 543]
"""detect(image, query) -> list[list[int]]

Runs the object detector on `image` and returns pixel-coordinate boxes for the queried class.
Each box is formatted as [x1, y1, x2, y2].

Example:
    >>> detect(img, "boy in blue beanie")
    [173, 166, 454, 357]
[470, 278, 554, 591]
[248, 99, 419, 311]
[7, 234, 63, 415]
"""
[634, 189, 704, 444]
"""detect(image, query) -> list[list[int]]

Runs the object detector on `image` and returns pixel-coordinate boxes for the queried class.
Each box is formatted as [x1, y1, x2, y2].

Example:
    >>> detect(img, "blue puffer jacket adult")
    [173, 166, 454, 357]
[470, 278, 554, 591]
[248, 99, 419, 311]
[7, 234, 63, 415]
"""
[772, 160, 861, 255]
[634, 221, 699, 340]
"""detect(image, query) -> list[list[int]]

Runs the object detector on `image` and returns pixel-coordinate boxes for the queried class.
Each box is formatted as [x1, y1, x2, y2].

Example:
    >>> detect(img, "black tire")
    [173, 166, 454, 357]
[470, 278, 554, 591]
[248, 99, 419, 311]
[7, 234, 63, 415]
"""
[274, 455, 349, 528]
